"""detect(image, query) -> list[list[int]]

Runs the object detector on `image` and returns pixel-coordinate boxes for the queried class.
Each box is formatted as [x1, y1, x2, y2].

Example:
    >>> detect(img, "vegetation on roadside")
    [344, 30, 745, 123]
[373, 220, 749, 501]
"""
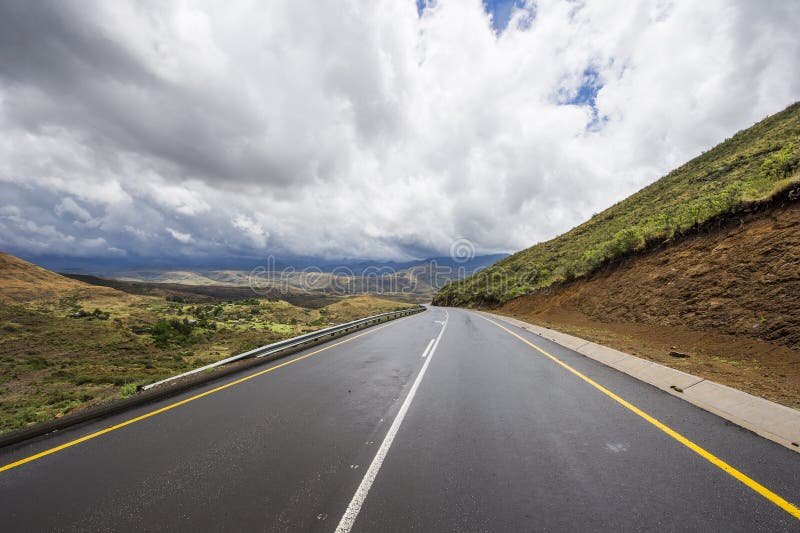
[434, 101, 800, 306]
[0, 258, 414, 434]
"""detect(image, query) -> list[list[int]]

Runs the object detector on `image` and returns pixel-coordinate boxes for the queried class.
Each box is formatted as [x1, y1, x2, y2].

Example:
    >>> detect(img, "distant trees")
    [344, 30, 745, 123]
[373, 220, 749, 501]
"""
[150, 318, 196, 347]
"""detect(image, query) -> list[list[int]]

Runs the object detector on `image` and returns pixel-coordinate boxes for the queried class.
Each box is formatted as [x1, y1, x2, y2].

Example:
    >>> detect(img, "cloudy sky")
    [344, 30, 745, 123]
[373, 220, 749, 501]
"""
[1, 0, 799, 265]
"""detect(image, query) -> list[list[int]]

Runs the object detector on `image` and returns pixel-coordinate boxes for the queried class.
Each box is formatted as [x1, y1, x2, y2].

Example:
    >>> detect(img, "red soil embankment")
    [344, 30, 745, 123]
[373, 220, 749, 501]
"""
[499, 199, 800, 409]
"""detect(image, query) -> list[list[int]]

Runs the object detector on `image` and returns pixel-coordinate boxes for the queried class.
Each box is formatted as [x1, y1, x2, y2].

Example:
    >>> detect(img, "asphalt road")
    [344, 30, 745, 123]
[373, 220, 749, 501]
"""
[1, 307, 798, 531]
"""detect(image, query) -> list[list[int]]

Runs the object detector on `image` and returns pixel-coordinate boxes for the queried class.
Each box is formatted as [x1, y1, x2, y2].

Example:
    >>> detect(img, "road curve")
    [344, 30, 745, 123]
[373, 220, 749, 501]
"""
[1, 307, 798, 531]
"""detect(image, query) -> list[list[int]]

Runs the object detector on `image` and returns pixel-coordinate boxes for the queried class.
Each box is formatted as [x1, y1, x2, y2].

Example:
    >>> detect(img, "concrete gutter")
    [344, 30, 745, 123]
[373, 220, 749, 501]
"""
[480, 311, 800, 453]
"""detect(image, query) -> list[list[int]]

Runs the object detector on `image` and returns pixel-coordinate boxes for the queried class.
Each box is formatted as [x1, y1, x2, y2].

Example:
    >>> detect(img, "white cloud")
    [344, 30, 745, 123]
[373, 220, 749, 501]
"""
[55, 197, 92, 222]
[0, 0, 798, 262]
[232, 215, 269, 248]
[166, 227, 193, 244]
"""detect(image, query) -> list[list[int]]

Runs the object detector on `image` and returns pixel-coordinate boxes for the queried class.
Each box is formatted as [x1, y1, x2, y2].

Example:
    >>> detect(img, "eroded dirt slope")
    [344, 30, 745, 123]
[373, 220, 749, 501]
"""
[499, 199, 800, 408]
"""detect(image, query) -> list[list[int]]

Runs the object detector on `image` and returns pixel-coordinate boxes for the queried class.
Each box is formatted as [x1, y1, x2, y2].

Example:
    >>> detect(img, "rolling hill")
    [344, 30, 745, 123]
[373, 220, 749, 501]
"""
[434, 102, 800, 306]
[0, 252, 124, 303]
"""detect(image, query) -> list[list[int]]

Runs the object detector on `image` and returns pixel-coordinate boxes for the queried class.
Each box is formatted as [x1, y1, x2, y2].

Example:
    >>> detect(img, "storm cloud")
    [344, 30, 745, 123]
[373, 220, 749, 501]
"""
[1, 0, 799, 263]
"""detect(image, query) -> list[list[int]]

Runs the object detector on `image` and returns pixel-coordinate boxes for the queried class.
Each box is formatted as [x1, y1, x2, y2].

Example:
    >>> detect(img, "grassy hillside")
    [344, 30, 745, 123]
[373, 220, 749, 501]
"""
[0, 252, 125, 303]
[64, 273, 343, 308]
[434, 102, 800, 306]
[112, 270, 247, 285]
[0, 253, 415, 433]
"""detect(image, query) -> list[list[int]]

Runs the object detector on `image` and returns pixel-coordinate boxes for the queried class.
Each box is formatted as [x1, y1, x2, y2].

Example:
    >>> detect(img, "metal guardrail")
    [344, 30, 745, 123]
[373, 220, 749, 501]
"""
[142, 306, 424, 391]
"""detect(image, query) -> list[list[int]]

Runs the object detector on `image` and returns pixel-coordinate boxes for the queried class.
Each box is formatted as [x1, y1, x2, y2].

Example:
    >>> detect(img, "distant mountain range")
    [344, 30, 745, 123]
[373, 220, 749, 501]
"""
[21, 253, 508, 278]
[0, 252, 507, 303]
[67, 253, 508, 302]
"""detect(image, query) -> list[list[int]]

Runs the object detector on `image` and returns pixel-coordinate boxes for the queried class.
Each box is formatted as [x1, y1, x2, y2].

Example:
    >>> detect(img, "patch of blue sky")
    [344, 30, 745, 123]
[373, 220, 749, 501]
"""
[557, 67, 608, 131]
[416, 1, 535, 32]
[567, 67, 601, 107]
[484, 0, 536, 32]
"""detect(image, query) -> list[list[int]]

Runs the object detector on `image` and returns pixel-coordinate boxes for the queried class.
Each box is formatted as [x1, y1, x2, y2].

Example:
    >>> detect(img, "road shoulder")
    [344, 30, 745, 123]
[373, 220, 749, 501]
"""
[477, 310, 800, 453]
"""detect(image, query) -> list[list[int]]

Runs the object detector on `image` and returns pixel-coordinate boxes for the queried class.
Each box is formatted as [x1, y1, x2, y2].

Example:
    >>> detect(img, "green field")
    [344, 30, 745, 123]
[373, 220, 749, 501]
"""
[434, 102, 800, 307]
[0, 287, 413, 434]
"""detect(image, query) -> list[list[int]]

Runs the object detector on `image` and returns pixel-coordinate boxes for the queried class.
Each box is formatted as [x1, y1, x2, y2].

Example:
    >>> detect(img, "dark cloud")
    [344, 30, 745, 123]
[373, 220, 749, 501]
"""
[0, 2, 154, 88]
[0, 0, 798, 264]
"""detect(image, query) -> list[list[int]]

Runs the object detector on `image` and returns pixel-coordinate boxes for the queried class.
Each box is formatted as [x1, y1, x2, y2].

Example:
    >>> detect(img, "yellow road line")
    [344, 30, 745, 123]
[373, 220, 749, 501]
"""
[477, 313, 800, 520]
[0, 320, 398, 474]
